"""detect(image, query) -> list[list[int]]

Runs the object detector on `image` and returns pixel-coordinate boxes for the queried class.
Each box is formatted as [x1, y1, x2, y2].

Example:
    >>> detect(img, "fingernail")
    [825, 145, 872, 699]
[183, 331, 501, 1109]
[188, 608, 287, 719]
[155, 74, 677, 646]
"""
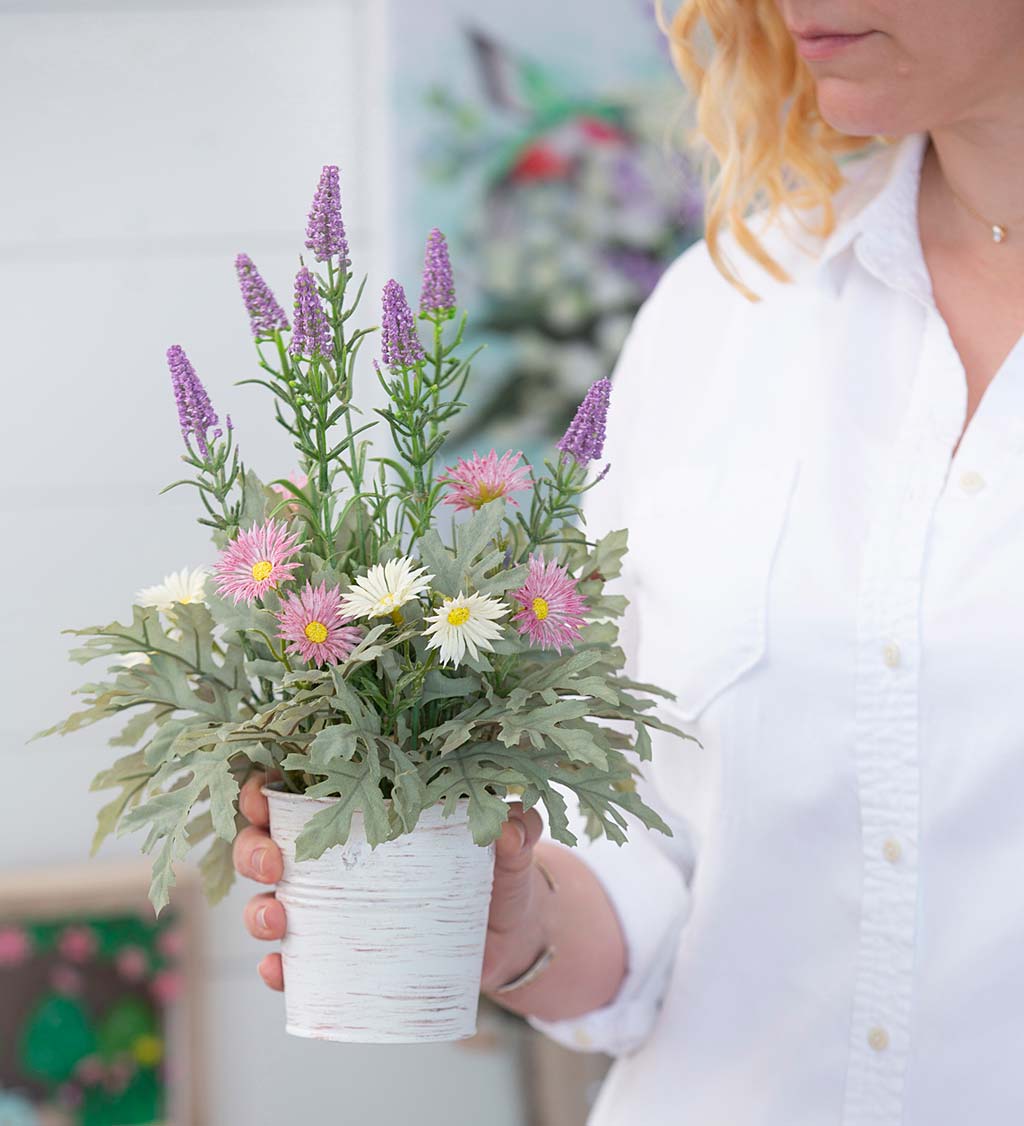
[252, 848, 267, 877]
[256, 906, 268, 931]
[511, 820, 526, 851]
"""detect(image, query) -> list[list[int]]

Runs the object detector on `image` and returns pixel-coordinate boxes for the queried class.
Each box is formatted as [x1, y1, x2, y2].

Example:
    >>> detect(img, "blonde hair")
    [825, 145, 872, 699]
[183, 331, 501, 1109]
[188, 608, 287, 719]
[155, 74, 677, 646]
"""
[656, 0, 878, 300]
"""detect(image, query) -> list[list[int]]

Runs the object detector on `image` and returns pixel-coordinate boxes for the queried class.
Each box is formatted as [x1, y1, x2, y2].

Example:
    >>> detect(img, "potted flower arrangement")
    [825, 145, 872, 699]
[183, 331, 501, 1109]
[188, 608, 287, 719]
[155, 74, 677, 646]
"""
[41, 166, 690, 1044]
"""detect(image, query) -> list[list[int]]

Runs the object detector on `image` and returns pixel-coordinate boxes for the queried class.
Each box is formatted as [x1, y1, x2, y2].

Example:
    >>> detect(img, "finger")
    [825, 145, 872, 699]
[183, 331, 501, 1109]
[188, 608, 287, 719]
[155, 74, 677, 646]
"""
[487, 804, 543, 934]
[258, 952, 284, 992]
[243, 893, 287, 941]
[238, 773, 270, 827]
[233, 825, 283, 884]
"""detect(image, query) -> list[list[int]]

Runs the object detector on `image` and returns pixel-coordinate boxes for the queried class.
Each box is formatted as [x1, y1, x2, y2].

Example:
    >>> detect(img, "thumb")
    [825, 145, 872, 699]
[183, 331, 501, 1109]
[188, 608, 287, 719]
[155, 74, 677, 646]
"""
[487, 804, 542, 934]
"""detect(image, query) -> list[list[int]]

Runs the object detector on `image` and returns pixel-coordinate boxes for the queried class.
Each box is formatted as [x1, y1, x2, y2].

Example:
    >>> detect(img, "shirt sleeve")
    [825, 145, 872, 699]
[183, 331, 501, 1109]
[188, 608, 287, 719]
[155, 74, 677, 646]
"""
[527, 283, 698, 1057]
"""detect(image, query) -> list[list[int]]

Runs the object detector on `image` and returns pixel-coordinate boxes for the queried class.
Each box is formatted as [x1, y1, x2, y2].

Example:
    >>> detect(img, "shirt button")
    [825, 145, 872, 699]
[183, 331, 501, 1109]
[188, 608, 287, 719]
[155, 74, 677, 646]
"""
[959, 470, 985, 494]
[883, 838, 902, 864]
[882, 642, 901, 668]
[867, 1026, 890, 1052]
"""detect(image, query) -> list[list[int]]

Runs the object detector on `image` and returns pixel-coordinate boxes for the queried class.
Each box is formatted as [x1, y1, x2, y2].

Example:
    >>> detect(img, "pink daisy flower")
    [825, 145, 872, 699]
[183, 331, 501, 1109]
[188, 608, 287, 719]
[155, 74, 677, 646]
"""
[277, 581, 364, 666]
[438, 449, 533, 512]
[214, 519, 302, 604]
[511, 556, 588, 652]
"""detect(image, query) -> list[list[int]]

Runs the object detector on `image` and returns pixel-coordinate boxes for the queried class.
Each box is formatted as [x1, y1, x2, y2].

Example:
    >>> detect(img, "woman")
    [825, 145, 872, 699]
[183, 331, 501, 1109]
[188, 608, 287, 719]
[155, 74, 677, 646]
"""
[233, 0, 1024, 1121]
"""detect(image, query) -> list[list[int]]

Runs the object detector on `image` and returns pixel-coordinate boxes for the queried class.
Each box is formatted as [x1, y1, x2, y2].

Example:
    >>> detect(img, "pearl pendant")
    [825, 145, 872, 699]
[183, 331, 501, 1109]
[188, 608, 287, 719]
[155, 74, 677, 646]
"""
[992, 224, 1008, 244]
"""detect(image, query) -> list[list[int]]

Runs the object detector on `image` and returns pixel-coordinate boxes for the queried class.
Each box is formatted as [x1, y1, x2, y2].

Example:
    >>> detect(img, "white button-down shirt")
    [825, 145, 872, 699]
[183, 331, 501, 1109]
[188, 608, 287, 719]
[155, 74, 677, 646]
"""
[532, 131, 1024, 1125]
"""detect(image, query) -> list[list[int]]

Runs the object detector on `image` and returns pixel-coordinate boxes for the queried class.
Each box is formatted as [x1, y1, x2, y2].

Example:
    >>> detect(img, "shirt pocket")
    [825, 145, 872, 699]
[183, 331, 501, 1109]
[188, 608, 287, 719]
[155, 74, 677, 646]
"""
[630, 454, 800, 722]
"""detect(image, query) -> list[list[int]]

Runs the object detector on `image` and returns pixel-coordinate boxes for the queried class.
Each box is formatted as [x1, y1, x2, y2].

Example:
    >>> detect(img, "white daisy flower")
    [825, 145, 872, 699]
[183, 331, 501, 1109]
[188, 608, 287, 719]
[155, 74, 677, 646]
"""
[424, 591, 508, 667]
[340, 556, 433, 620]
[136, 566, 208, 613]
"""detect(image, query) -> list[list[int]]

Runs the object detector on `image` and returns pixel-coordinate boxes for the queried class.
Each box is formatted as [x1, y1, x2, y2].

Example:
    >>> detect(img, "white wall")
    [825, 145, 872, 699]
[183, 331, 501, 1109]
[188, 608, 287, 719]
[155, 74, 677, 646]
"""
[0, 3, 525, 1122]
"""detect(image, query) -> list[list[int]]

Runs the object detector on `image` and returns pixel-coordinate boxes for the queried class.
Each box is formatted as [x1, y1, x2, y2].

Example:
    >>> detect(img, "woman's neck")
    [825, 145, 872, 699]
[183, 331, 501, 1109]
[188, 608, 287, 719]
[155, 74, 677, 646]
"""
[922, 96, 1024, 253]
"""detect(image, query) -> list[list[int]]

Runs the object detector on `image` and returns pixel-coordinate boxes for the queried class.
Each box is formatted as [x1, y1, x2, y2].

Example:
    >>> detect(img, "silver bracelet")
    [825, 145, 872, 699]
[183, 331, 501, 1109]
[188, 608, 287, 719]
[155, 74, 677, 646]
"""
[492, 859, 559, 995]
[492, 944, 557, 995]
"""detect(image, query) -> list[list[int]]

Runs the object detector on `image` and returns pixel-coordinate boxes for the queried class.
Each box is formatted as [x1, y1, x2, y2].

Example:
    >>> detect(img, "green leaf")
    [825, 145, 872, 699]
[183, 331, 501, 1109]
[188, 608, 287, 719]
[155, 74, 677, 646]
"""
[420, 670, 482, 704]
[308, 724, 360, 762]
[416, 528, 460, 596]
[90, 750, 155, 855]
[118, 744, 241, 913]
[455, 501, 505, 567]
[387, 741, 428, 833]
[423, 751, 512, 846]
[497, 699, 594, 749]
[198, 835, 236, 904]
[283, 742, 391, 859]
[584, 528, 629, 581]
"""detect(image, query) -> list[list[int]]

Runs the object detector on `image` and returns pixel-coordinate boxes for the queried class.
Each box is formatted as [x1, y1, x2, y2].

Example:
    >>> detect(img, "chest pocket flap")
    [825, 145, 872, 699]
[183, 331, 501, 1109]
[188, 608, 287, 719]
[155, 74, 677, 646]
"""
[630, 454, 800, 722]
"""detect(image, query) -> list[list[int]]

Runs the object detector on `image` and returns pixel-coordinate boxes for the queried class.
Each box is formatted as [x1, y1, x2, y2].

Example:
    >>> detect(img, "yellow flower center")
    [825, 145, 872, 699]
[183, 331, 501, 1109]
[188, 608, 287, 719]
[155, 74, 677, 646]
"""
[532, 597, 549, 621]
[179, 596, 193, 604]
[390, 608, 405, 626]
[447, 606, 471, 627]
[304, 620, 329, 644]
[251, 559, 274, 582]
[473, 484, 504, 507]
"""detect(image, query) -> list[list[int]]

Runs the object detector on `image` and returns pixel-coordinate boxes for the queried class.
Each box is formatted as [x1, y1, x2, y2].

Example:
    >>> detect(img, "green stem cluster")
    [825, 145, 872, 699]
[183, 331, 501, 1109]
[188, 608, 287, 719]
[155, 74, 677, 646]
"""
[241, 259, 377, 569]
[374, 310, 480, 543]
[161, 429, 244, 537]
[516, 453, 601, 560]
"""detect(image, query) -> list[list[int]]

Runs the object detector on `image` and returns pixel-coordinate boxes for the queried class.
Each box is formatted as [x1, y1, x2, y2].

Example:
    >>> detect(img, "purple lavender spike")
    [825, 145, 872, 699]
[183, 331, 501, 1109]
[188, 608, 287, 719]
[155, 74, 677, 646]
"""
[290, 267, 333, 359]
[557, 378, 612, 466]
[305, 165, 350, 265]
[235, 253, 290, 336]
[167, 344, 219, 458]
[381, 279, 425, 370]
[419, 228, 456, 314]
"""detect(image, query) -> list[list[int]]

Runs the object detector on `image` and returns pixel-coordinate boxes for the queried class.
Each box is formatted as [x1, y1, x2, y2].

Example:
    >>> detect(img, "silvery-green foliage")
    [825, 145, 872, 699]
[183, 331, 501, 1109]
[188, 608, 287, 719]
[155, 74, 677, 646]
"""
[42, 491, 693, 912]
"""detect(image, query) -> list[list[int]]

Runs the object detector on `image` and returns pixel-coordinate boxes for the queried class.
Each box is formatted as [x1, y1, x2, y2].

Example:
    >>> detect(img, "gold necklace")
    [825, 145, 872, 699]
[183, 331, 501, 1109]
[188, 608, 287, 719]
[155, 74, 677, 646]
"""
[945, 181, 1018, 244]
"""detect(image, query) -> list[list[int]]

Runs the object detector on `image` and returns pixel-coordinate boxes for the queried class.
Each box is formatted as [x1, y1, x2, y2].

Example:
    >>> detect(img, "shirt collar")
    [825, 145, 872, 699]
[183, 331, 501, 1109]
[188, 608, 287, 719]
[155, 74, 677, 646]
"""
[813, 131, 932, 304]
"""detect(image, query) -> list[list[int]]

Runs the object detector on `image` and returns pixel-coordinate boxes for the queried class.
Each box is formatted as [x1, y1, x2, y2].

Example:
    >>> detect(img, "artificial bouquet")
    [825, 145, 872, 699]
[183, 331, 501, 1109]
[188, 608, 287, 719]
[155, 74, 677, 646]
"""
[43, 166, 688, 1042]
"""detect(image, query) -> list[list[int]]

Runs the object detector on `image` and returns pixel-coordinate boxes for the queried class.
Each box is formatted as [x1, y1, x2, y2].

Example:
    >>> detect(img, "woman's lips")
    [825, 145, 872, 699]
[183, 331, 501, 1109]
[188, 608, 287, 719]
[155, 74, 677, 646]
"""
[794, 29, 875, 60]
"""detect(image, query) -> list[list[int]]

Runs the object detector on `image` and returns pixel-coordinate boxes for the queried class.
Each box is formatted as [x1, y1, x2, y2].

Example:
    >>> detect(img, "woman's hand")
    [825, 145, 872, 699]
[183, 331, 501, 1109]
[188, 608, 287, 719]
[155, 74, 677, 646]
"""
[233, 773, 550, 995]
[233, 773, 287, 991]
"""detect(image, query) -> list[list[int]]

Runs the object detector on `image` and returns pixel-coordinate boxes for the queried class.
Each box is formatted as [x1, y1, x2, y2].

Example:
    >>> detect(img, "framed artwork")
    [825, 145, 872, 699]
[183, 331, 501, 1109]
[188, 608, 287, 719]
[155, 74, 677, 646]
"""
[0, 861, 201, 1126]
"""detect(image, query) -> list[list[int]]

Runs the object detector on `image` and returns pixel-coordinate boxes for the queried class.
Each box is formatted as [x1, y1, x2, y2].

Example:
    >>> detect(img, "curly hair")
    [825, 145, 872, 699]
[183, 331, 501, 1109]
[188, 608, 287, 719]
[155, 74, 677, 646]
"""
[657, 0, 880, 299]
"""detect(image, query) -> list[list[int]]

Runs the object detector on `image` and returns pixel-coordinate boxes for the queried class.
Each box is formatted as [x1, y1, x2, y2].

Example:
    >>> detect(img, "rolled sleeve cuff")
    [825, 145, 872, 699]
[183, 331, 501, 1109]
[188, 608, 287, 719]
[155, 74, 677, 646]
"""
[527, 835, 691, 1057]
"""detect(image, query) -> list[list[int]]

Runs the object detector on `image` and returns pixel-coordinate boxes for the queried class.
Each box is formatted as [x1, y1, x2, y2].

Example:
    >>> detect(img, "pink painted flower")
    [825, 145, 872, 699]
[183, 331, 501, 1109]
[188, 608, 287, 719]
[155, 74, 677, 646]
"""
[57, 1082, 84, 1109]
[213, 518, 302, 604]
[0, 926, 29, 966]
[76, 1055, 106, 1085]
[151, 969, 182, 1005]
[58, 925, 97, 963]
[52, 964, 83, 995]
[277, 581, 363, 667]
[116, 945, 149, 982]
[438, 449, 532, 512]
[157, 927, 184, 960]
[511, 556, 588, 652]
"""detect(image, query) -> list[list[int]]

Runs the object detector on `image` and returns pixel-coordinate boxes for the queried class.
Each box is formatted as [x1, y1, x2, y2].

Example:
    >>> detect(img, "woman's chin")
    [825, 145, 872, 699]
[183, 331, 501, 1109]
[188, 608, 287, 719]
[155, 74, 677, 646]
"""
[815, 83, 922, 139]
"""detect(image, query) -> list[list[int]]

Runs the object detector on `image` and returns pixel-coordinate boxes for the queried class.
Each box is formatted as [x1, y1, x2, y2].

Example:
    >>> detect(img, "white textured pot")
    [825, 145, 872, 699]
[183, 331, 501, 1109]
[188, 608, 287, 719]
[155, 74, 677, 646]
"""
[263, 788, 496, 1044]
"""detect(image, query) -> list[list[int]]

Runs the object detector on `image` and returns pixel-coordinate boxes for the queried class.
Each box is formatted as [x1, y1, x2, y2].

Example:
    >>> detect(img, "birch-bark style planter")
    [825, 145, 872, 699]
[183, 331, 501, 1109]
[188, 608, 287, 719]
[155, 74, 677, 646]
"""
[264, 788, 496, 1044]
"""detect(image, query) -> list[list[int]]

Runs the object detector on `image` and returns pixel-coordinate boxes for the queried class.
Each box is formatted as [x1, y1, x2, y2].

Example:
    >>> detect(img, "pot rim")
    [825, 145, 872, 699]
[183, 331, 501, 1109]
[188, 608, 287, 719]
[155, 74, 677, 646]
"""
[261, 783, 474, 828]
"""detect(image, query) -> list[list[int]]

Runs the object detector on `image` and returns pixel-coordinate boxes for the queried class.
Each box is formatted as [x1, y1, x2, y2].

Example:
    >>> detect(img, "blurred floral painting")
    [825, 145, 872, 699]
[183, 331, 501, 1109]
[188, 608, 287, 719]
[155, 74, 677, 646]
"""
[395, 1, 704, 459]
[0, 911, 182, 1125]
